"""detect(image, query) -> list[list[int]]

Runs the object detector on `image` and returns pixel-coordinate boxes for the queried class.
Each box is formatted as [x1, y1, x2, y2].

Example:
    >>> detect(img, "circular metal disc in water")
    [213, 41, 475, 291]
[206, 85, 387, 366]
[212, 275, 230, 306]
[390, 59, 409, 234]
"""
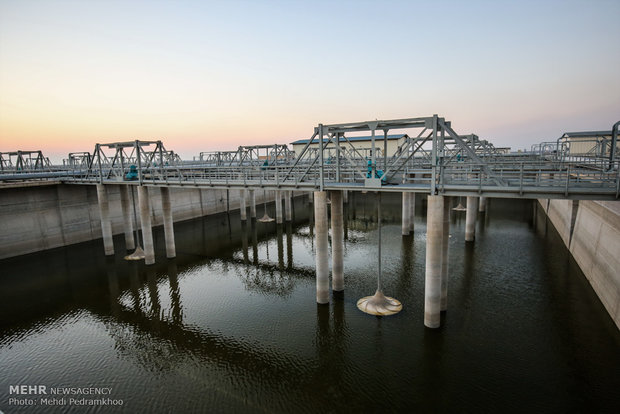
[124, 246, 145, 261]
[452, 203, 467, 211]
[258, 214, 275, 223]
[357, 290, 402, 316]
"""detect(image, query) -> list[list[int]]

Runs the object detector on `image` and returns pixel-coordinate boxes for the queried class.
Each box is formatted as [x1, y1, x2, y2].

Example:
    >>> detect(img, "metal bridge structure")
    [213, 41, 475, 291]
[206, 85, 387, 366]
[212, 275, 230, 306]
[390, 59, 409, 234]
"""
[0, 150, 52, 172]
[1, 115, 619, 200]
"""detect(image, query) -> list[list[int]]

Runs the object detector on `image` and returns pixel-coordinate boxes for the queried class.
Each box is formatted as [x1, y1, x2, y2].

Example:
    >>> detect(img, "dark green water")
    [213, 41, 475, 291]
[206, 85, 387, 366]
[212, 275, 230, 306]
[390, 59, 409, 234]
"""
[1, 194, 619, 413]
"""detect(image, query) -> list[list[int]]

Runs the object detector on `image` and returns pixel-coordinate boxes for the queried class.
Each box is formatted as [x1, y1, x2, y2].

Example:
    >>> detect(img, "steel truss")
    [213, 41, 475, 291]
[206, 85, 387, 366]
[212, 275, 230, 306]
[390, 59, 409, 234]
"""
[0, 151, 51, 173]
[1, 116, 619, 200]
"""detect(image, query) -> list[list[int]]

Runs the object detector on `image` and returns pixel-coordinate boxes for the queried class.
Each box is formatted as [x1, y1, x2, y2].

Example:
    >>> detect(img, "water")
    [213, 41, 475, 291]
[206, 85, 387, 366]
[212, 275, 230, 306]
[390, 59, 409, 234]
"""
[1, 194, 619, 413]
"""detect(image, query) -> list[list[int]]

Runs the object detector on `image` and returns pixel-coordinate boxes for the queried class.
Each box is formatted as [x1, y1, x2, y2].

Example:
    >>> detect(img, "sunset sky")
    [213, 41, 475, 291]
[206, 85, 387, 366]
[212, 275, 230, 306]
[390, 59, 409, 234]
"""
[1, 0, 619, 162]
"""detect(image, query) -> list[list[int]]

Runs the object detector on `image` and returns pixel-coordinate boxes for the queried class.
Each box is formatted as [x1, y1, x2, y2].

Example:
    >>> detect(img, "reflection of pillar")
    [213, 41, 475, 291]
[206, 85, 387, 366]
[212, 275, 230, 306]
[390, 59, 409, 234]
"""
[105, 256, 121, 317]
[465, 196, 478, 242]
[425, 195, 443, 328]
[96, 184, 114, 255]
[251, 220, 258, 265]
[409, 193, 416, 232]
[285, 190, 292, 221]
[401, 192, 410, 236]
[277, 224, 284, 270]
[309, 191, 314, 203]
[479, 196, 486, 213]
[330, 190, 344, 292]
[249, 189, 256, 219]
[343, 190, 348, 204]
[119, 185, 135, 250]
[138, 186, 155, 265]
[161, 187, 176, 258]
[286, 222, 293, 269]
[167, 260, 182, 325]
[241, 221, 249, 264]
[146, 266, 161, 318]
[240, 189, 247, 221]
[441, 196, 450, 311]
[276, 190, 283, 223]
[314, 191, 329, 304]
[129, 263, 142, 314]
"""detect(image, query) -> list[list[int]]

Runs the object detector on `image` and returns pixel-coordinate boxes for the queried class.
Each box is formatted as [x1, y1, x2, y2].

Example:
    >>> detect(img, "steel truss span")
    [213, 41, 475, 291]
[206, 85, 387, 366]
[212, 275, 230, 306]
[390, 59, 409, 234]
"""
[1, 116, 618, 200]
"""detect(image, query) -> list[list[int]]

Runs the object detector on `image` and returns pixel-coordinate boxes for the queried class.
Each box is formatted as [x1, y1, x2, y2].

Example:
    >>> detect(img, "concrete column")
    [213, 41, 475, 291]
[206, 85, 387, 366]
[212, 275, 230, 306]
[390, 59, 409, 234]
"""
[138, 186, 155, 265]
[96, 184, 114, 256]
[314, 191, 329, 304]
[425, 195, 444, 328]
[161, 187, 176, 258]
[275, 190, 283, 223]
[240, 189, 247, 221]
[330, 190, 344, 292]
[249, 189, 256, 219]
[441, 196, 450, 311]
[479, 196, 487, 213]
[401, 192, 411, 235]
[119, 185, 135, 250]
[285, 190, 292, 221]
[409, 193, 416, 232]
[465, 196, 478, 242]
[343, 190, 349, 204]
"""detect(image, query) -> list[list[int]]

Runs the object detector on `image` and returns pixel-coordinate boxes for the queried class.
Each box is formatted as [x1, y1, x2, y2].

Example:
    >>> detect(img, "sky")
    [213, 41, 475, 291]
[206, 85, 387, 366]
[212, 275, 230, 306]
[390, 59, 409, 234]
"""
[1, 0, 619, 162]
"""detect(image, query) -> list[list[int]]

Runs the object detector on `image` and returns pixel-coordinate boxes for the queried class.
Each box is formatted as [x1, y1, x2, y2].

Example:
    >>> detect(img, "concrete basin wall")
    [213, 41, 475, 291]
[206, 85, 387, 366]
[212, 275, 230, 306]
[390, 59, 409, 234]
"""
[0, 183, 282, 259]
[541, 199, 620, 330]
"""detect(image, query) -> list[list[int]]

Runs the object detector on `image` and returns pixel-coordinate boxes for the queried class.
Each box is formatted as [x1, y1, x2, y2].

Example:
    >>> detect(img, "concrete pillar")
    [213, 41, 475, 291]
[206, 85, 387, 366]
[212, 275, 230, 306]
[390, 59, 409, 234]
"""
[479, 196, 486, 213]
[119, 185, 135, 250]
[249, 189, 256, 219]
[330, 190, 344, 292]
[240, 189, 247, 221]
[425, 195, 444, 328]
[402, 192, 411, 236]
[465, 196, 478, 242]
[441, 196, 450, 311]
[343, 190, 349, 204]
[285, 190, 292, 221]
[160, 187, 176, 259]
[314, 191, 329, 304]
[276, 190, 283, 223]
[409, 193, 416, 232]
[96, 184, 114, 256]
[138, 186, 155, 265]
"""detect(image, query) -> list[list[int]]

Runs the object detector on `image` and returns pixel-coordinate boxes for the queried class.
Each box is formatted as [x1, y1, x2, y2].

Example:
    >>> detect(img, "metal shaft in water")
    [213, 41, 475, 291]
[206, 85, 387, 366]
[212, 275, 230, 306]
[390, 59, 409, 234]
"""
[125, 185, 145, 261]
[258, 189, 274, 222]
[357, 192, 402, 316]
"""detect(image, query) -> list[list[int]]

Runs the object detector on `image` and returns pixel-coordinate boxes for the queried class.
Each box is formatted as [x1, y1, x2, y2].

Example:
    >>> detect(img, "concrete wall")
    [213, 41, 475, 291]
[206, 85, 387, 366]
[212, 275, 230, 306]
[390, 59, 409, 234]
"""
[540, 199, 620, 330]
[0, 183, 285, 259]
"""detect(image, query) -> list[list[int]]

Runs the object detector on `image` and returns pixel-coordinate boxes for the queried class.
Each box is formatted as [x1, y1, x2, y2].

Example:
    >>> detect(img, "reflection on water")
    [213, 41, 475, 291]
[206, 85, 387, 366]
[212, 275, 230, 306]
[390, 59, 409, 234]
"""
[1, 194, 619, 413]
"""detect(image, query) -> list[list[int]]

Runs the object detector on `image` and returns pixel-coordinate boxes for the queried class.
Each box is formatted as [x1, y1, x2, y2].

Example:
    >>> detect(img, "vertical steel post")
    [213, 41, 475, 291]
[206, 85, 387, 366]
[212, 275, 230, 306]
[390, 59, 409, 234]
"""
[319, 124, 324, 191]
[135, 140, 143, 186]
[336, 132, 341, 182]
[431, 115, 438, 193]
[383, 130, 388, 176]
